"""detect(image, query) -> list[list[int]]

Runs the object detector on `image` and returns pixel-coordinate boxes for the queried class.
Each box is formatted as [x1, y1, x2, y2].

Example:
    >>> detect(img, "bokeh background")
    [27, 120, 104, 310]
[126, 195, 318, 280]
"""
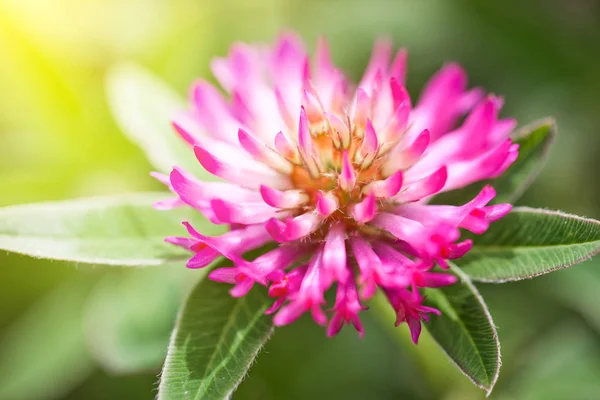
[2, 0, 600, 399]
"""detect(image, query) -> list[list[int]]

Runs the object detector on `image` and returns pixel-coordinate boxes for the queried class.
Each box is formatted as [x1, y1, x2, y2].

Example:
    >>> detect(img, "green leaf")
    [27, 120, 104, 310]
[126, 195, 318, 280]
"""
[83, 266, 197, 373]
[0, 276, 95, 400]
[106, 63, 202, 175]
[158, 263, 273, 400]
[433, 118, 555, 206]
[455, 207, 600, 282]
[424, 266, 500, 395]
[0, 193, 224, 266]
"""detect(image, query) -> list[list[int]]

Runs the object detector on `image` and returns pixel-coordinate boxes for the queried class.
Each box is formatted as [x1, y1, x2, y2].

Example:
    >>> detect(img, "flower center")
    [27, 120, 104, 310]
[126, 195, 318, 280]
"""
[280, 115, 396, 240]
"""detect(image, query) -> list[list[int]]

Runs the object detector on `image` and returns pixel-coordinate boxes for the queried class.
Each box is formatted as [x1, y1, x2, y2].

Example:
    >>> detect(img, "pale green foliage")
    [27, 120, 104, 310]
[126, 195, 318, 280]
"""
[106, 64, 202, 175]
[0, 193, 223, 266]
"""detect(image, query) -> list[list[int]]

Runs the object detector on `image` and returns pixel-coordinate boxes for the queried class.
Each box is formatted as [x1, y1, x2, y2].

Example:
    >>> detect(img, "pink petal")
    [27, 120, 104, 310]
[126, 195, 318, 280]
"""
[417, 62, 467, 108]
[189, 80, 241, 144]
[316, 191, 339, 217]
[210, 198, 279, 224]
[326, 112, 351, 149]
[326, 310, 345, 337]
[210, 43, 259, 92]
[351, 192, 377, 223]
[170, 167, 259, 210]
[407, 316, 422, 344]
[327, 280, 366, 337]
[259, 185, 308, 209]
[208, 266, 257, 297]
[208, 267, 238, 283]
[349, 236, 383, 299]
[371, 213, 428, 245]
[338, 151, 356, 192]
[248, 245, 309, 282]
[448, 240, 472, 259]
[302, 89, 326, 127]
[297, 108, 321, 176]
[275, 87, 295, 130]
[362, 170, 404, 198]
[183, 223, 272, 266]
[322, 222, 348, 282]
[238, 129, 293, 174]
[395, 167, 447, 203]
[358, 38, 392, 95]
[194, 145, 291, 190]
[270, 32, 307, 113]
[371, 241, 415, 266]
[150, 171, 170, 186]
[389, 48, 407, 84]
[382, 129, 430, 176]
[298, 107, 314, 157]
[410, 63, 478, 140]
[486, 203, 513, 222]
[378, 89, 411, 148]
[266, 212, 320, 242]
[457, 87, 485, 113]
[313, 37, 348, 112]
[273, 248, 329, 326]
[229, 278, 255, 298]
[153, 197, 185, 210]
[444, 140, 518, 191]
[460, 203, 512, 234]
[390, 77, 412, 112]
[186, 247, 219, 269]
[352, 88, 371, 132]
[461, 97, 498, 151]
[491, 118, 518, 142]
[164, 236, 196, 250]
[274, 132, 300, 164]
[315, 36, 335, 80]
[413, 271, 458, 288]
[356, 120, 379, 167]
[232, 91, 256, 125]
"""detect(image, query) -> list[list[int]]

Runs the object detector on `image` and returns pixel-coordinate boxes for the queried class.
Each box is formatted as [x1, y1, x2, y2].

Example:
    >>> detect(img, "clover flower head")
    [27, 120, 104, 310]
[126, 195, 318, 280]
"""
[157, 32, 517, 341]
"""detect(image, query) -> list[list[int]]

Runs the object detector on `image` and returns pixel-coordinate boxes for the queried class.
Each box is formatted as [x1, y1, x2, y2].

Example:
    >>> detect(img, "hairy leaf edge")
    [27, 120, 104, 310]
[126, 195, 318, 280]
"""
[156, 280, 274, 400]
[464, 206, 600, 283]
[428, 265, 501, 396]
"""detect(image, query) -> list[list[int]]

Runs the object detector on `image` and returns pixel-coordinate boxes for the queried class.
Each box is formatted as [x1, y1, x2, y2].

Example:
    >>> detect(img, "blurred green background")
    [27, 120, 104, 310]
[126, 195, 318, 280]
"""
[2, 0, 600, 399]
